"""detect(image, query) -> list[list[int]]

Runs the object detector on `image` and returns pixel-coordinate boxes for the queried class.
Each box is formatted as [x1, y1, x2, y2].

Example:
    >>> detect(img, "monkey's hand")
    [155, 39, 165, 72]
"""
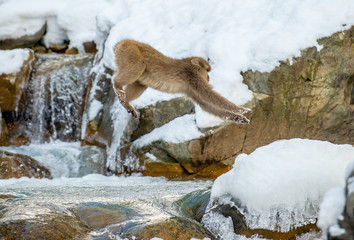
[227, 114, 250, 124]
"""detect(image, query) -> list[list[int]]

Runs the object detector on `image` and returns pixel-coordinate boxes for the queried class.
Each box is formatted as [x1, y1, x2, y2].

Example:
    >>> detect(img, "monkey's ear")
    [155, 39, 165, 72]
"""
[191, 58, 211, 71]
[191, 58, 202, 68]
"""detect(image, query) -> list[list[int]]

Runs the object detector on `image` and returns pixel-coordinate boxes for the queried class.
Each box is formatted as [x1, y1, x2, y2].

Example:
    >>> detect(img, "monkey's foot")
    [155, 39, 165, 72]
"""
[125, 105, 139, 118]
[227, 115, 250, 124]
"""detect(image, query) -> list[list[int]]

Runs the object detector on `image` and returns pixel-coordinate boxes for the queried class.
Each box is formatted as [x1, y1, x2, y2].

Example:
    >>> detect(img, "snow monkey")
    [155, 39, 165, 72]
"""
[112, 39, 251, 124]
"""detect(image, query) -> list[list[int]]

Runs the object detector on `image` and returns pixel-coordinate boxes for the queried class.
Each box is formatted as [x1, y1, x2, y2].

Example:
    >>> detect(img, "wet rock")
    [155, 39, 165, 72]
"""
[77, 203, 135, 229]
[133, 125, 240, 176]
[83, 41, 97, 53]
[0, 23, 46, 50]
[82, 68, 116, 147]
[191, 159, 233, 179]
[130, 97, 195, 141]
[8, 136, 29, 146]
[142, 151, 188, 178]
[0, 49, 35, 112]
[0, 118, 9, 146]
[49, 43, 68, 53]
[240, 224, 319, 240]
[0, 211, 89, 240]
[206, 196, 319, 240]
[123, 217, 215, 240]
[33, 45, 47, 54]
[65, 47, 79, 54]
[0, 150, 51, 179]
[175, 189, 211, 222]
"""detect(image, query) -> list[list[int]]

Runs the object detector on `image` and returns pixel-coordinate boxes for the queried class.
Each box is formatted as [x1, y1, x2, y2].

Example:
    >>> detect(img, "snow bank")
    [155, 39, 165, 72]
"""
[0, 49, 30, 75]
[211, 139, 354, 231]
[0, 0, 67, 40]
[1, 0, 354, 127]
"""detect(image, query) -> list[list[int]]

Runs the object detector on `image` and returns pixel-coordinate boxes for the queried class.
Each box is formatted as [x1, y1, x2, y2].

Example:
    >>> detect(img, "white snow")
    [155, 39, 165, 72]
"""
[0, 0, 67, 40]
[317, 187, 346, 238]
[1, 0, 354, 127]
[132, 114, 204, 148]
[56, 0, 110, 52]
[88, 99, 103, 121]
[0, 49, 30, 75]
[211, 139, 354, 232]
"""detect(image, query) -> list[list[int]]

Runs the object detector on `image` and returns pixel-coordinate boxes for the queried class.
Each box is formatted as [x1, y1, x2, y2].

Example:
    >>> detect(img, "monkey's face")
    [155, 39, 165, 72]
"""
[199, 67, 210, 82]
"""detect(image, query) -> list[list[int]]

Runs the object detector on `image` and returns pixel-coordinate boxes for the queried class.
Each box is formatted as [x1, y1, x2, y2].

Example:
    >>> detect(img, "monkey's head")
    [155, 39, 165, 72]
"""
[191, 57, 211, 82]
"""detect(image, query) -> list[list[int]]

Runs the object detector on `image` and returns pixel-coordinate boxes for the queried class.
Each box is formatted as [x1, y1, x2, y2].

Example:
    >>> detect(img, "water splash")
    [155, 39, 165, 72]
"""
[0, 141, 105, 178]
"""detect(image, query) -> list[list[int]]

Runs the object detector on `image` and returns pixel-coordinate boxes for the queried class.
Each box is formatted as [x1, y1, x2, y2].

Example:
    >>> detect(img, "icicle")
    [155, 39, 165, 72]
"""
[106, 99, 130, 173]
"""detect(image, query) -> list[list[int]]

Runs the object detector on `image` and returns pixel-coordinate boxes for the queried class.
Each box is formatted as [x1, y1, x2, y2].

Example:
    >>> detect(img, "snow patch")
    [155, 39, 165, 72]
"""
[211, 139, 354, 231]
[133, 114, 203, 148]
[0, 49, 30, 75]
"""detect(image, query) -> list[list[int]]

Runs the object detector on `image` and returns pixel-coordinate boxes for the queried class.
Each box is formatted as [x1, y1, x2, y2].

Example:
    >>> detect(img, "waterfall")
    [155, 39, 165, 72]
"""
[24, 54, 93, 143]
[17, 52, 140, 175]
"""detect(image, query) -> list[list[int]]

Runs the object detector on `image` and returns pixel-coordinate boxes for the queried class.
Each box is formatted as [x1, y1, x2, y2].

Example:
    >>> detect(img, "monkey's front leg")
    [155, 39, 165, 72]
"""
[114, 87, 139, 118]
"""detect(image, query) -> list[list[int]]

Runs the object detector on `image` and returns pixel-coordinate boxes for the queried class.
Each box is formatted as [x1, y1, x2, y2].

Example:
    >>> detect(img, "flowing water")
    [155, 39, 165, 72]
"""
[0, 174, 212, 239]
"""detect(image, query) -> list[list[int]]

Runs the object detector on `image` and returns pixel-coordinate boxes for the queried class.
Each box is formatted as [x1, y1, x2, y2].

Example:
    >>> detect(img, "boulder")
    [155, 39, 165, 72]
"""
[142, 152, 188, 178]
[0, 117, 9, 146]
[204, 196, 319, 240]
[0, 49, 35, 112]
[241, 26, 354, 151]
[0, 150, 51, 179]
[0, 211, 89, 240]
[130, 97, 195, 141]
[82, 68, 116, 148]
[175, 189, 211, 222]
[83, 41, 97, 53]
[122, 217, 215, 240]
[76, 203, 136, 230]
[0, 23, 46, 50]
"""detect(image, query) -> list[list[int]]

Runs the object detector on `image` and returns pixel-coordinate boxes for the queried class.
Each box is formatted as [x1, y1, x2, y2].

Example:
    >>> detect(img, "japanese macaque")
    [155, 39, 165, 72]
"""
[112, 39, 251, 124]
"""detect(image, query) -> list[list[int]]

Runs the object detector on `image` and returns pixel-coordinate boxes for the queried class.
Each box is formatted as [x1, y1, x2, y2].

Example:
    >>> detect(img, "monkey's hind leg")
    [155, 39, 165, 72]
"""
[125, 82, 147, 102]
[113, 44, 146, 118]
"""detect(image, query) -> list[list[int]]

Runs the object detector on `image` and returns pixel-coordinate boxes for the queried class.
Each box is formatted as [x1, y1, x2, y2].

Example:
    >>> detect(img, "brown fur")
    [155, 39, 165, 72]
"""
[112, 39, 251, 123]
